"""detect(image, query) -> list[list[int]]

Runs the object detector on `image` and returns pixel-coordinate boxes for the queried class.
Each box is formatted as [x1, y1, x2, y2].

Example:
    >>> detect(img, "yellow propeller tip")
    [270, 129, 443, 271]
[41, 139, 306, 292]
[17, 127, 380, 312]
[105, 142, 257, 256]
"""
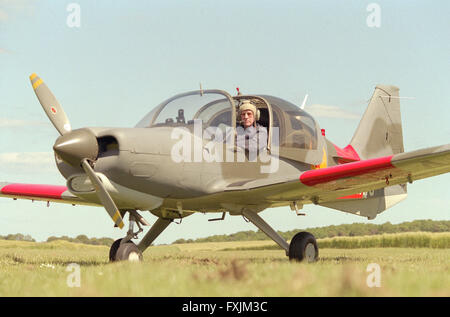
[29, 73, 38, 81]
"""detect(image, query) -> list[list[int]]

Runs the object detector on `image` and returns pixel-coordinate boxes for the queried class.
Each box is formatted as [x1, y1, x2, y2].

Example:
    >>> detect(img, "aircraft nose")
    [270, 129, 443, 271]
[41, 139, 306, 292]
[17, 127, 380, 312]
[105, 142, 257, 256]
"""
[53, 128, 99, 166]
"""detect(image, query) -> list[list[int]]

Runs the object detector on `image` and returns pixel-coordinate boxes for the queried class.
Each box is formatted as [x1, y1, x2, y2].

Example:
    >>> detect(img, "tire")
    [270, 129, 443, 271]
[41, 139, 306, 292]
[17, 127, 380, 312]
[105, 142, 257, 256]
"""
[115, 241, 143, 262]
[288, 232, 318, 262]
[109, 239, 122, 262]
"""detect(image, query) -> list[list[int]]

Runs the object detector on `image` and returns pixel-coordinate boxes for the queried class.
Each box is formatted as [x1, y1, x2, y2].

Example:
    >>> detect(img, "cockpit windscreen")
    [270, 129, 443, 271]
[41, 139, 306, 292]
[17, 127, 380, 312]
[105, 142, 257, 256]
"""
[135, 91, 234, 130]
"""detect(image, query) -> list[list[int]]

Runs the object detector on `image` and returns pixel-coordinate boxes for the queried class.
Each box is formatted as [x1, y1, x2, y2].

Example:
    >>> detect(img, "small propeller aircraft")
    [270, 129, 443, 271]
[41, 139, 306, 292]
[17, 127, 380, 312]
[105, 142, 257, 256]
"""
[1, 74, 449, 262]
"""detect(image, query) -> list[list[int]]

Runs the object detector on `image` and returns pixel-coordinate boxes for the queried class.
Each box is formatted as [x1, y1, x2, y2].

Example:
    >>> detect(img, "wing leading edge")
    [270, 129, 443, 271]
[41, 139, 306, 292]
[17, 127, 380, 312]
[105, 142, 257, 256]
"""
[0, 182, 100, 206]
[300, 143, 450, 193]
[224, 144, 450, 207]
[1, 145, 448, 211]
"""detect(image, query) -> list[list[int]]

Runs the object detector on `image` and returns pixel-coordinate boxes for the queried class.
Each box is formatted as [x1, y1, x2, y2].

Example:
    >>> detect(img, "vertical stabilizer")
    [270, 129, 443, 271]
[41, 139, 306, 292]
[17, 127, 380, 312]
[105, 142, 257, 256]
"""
[324, 85, 408, 219]
[350, 85, 404, 160]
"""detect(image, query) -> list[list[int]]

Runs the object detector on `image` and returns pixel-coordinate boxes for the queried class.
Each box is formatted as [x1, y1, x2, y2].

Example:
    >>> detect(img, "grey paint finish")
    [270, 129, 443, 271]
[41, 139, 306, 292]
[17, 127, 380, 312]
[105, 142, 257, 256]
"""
[30, 74, 72, 136]
[22, 73, 449, 258]
[137, 218, 172, 252]
[351, 85, 404, 159]
[53, 128, 99, 166]
[78, 127, 312, 200]
[26, 86, 448, 223]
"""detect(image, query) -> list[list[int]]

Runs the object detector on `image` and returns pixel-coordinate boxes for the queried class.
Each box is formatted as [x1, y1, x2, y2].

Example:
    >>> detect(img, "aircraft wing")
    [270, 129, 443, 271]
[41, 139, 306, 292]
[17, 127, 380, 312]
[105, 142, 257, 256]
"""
[0, 182, 100, 206]
[225, 144, 450, 204]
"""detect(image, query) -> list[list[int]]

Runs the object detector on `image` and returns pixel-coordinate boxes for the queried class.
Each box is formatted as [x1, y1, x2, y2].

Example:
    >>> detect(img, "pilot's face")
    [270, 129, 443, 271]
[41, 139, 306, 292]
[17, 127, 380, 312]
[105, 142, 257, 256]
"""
[240, 110, 254, 128]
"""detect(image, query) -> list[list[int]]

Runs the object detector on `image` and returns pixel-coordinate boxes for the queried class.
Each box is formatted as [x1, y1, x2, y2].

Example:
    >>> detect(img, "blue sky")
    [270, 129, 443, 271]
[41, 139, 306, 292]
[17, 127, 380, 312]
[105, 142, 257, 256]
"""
[0, 0, 449, 243]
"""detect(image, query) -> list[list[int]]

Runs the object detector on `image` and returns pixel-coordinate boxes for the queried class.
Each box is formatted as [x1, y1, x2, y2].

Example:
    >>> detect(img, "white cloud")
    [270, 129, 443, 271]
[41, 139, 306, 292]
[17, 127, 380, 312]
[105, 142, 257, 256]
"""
[0, 0, 35, 23]
[0, 0, 34, 10]
[0, 9, 7, 21]
[305, 104, 360, 120]
[0, 152, 55, 172]
[0, 117, 49, 128]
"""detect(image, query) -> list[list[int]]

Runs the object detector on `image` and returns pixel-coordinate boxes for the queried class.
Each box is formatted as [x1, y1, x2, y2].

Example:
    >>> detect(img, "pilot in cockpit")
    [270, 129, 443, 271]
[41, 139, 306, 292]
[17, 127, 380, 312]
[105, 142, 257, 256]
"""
[236, 100, 268, 153]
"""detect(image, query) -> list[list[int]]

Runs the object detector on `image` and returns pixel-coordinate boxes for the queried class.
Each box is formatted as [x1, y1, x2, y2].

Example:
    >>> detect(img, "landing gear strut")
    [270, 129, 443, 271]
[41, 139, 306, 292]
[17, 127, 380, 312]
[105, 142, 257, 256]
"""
[109, 211, 172, 262]
[110, 211, 147, 262]
[241, 209, 318, 262]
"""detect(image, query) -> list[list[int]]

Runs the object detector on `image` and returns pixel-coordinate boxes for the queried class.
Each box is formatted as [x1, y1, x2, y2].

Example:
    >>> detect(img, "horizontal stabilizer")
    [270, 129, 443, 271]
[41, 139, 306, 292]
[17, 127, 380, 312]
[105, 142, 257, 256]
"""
[222, 143, 450, 209]
[320, 184, 407, 219]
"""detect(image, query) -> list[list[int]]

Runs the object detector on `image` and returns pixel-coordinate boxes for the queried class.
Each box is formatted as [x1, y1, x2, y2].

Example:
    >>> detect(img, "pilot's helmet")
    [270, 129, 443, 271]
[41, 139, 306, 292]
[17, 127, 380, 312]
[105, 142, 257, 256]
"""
[239, 100, 257, 117]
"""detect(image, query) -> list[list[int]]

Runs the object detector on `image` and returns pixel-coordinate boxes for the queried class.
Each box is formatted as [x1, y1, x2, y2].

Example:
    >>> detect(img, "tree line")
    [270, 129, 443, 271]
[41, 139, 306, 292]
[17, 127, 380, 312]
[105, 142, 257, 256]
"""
[1, 219, 449, 246]
[172, 219, 450, 244]
[46, 235, 114, 246]
[0, 233, 35, 242]
[0, 234, 114, 246]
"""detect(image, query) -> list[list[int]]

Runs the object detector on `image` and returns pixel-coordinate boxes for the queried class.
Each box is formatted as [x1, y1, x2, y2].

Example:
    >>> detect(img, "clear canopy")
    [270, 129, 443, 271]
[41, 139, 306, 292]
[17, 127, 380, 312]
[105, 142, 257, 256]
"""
[260, 95, 318, 150]
[135, 91, 235, 130]
[135, 91, 320, 155]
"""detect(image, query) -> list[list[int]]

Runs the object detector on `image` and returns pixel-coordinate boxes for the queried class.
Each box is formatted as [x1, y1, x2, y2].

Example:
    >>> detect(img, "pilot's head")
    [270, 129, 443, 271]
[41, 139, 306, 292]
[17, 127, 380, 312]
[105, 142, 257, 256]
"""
[239, 100, 257, 128]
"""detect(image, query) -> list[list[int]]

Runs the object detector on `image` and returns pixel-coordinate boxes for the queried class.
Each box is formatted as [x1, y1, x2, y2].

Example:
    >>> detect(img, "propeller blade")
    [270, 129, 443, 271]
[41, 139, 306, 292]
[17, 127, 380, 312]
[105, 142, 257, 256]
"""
[29, 73, 72, 135]
[81, 159, 124, 229]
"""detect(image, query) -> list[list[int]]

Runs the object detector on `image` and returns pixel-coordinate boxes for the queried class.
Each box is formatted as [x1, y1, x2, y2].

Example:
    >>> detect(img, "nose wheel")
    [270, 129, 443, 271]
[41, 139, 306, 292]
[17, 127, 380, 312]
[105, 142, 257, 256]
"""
[109, 238, 143, 262]
[109, 238, 144, 262]
[109, 238, 122, 261]
[109, 211, 149, 262]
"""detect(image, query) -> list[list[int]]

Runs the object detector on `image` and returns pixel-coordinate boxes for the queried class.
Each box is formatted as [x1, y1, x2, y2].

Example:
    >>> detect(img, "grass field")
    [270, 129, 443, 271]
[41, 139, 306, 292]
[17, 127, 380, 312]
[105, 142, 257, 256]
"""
[0, 237, 448, 297]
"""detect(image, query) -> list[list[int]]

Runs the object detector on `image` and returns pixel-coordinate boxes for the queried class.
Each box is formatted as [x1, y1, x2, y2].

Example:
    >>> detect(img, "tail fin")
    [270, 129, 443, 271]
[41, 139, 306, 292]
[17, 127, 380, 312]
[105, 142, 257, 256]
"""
[322, 85, 408, 220]
[350, 85, 404, 160]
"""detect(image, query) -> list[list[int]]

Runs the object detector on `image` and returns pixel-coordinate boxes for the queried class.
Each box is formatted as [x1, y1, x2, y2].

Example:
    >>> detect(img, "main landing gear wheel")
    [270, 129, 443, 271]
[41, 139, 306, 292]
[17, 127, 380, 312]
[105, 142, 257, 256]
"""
[109, 239, 143, 262]
[289, 232, 318, 263]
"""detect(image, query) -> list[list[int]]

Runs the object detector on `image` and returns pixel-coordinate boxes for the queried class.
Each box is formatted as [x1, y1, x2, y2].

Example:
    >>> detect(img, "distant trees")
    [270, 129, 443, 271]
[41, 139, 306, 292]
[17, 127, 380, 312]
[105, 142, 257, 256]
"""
[0, 233, 113, 246]
[172, 220, 450, 244]
[1, 219, 449, 246]
[46, 235, 114, 246]
[0, 233, 35, 242]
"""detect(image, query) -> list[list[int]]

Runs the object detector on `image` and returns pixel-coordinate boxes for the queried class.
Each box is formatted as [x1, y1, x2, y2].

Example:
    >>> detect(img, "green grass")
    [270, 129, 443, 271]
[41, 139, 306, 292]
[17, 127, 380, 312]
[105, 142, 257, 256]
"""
[0, 238, 449, 296]
[221, 232, 450, 251]
[0, 237, 450, 296]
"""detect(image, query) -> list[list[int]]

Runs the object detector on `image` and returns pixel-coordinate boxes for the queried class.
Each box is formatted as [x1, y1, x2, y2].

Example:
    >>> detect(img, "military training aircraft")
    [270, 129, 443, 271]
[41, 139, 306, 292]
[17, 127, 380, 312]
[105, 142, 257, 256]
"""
[1, 73, 449, 262]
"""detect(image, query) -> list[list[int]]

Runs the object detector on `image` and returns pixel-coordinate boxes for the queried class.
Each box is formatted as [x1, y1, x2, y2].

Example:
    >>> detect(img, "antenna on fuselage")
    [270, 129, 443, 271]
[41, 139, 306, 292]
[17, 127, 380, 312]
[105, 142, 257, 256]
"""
[301, 94, 309, 110]
[199, 83, 203, 96]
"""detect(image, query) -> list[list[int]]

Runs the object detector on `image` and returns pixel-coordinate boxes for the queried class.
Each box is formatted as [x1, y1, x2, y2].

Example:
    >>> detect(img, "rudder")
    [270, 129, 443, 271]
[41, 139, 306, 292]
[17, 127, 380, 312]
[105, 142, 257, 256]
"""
[350, 85, 404, 160]
[323, 85, 408, 219]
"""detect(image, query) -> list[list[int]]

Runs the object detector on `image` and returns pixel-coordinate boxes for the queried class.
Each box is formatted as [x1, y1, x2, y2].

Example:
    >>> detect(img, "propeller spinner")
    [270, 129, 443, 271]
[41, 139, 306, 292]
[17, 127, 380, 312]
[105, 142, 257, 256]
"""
[29, 73, 124, 229]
